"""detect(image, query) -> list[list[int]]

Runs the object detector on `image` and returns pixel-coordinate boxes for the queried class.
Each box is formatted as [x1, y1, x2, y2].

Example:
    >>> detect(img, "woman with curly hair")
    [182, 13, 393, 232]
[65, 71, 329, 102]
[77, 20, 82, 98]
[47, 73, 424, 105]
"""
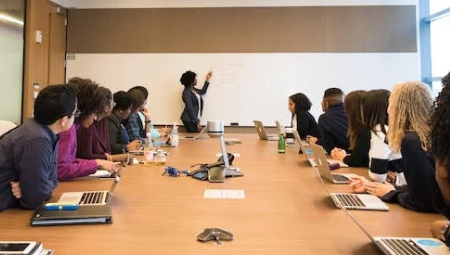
[77, 86, 129, 163]
[288, 93, 320, 140]
[57, 77, 119, 181]
[430, 72, 450, 244]
[180, 70, 212, 133]
[350, 82, 437, 212]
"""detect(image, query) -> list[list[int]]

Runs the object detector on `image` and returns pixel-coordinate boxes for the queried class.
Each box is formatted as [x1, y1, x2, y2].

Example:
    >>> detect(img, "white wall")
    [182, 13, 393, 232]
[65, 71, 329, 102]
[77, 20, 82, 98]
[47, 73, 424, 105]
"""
[64, 0, 420, 126]
[0, 23, 23, 124]
[66, 53, 420, 126]
[58, 0, 416, 8]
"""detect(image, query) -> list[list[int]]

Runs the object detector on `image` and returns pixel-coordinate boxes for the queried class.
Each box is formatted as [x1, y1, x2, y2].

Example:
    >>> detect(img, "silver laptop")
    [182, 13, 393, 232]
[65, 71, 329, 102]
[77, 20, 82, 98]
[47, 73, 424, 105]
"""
[179, 125, 208, 140]
[330, 192, 389, 211]
[253, 120, 280, 141]
[373, 237, 450, 255]
[309, 143, 355, 183]
[347, 204, 449, 254]
[293, 131, 348, 168]
[57, 176, 120, 206]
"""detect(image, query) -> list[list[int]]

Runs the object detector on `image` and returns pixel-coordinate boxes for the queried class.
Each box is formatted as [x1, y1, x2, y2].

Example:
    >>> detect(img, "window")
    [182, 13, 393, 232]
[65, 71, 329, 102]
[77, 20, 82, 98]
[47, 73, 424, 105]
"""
[429, 1, 450, 15]
[0, 0, 24, 124]
[421, 0, 450, 92]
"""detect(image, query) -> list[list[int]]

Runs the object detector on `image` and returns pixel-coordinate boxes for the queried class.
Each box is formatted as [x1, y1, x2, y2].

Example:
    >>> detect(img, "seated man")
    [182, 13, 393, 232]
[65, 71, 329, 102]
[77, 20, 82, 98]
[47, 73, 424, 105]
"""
[0, 85, 77, 212]
[316, 88, 350, 154]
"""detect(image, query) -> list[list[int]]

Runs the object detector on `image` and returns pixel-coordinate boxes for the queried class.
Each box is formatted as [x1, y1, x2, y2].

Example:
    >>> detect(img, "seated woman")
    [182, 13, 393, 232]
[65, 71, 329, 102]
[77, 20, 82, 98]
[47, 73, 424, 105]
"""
[58, 78, 119, 181]
[362, 90, 405, 185]
[331, 90, 370, 167]
[288, 93, 320, 140]
[350, 82, 437, 212]
[107, 91, 142, 154]
[128, 86, 170, 139]
[430, 72, 450, 244]
[76, 86, 128, 162]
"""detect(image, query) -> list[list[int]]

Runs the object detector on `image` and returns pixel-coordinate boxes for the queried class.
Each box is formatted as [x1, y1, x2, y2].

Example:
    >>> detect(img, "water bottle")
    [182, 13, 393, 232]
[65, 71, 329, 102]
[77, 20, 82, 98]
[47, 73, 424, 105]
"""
[143, 137, 154, 166]
[171, 123, 179, 147]
[278, 132, 286, 154]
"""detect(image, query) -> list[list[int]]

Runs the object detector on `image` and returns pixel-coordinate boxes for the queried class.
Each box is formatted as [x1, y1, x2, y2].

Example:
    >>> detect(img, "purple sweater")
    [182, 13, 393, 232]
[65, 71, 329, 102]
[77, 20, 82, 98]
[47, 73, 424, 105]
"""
[76, 118, 111, 160]
[57, 123, 97, 181]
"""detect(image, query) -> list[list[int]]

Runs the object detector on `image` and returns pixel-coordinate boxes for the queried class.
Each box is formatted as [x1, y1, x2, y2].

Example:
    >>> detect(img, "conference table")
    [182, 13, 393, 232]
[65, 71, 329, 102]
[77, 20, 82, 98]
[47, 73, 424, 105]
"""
[0, 134, 445, 254]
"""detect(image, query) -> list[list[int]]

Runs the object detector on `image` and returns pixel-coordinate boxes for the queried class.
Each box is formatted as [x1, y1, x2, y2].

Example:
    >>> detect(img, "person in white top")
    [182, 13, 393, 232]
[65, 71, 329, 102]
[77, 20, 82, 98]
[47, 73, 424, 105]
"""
[351, 89, 406, 188]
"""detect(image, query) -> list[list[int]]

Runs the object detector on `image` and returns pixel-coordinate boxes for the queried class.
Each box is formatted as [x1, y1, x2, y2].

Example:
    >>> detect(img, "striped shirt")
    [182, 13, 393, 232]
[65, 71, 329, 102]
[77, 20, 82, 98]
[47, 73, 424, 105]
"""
[368, 125, 406, 186]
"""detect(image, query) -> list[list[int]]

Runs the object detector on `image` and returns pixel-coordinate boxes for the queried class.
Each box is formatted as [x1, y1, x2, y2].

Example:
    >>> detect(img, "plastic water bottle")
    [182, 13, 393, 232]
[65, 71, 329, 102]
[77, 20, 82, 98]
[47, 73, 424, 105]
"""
[171, 123, 179, 147]
[278, 132, 286, 154]
[143, 135, 154, 166]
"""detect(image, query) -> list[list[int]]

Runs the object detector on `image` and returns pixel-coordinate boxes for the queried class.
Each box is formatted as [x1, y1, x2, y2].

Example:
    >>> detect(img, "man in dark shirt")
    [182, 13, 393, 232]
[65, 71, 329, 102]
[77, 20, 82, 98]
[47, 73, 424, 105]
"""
[0, 85, 77, 212]
[317, 88, 350, 154]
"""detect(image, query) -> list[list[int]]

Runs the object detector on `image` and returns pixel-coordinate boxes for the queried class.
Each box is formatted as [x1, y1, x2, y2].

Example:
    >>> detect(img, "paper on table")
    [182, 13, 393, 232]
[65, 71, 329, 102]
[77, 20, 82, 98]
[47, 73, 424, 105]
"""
[215, 153, 241, 158]
[204, 189, 245, 199]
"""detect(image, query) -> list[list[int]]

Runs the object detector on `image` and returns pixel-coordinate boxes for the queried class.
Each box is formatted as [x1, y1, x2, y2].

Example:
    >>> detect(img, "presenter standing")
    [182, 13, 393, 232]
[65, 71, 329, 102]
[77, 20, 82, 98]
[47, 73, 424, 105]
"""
[180, 70, 212, 133]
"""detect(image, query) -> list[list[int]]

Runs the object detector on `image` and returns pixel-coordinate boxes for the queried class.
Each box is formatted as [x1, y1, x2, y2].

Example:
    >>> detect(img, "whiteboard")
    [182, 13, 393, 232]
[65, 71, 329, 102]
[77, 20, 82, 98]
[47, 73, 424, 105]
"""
[66, 53, 420, 126]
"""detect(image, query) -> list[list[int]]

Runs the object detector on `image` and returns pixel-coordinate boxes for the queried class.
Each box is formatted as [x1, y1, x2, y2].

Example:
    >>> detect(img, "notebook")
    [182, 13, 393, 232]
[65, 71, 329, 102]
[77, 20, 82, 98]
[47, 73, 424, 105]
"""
[30, 205, 112, 226]
[57, 177, 120, 206]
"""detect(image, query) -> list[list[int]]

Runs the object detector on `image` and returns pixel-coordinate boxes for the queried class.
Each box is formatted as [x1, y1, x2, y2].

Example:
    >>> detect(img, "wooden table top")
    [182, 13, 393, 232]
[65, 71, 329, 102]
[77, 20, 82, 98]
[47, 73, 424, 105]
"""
[0, 134, 444, 254]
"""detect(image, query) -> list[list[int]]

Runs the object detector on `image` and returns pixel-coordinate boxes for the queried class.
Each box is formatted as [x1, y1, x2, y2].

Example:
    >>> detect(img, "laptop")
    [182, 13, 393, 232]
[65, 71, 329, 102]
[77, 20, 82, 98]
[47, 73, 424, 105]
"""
[57, 176, 120, 206]
[179, 125, 208, 140]
[293, 131, 348, 168]
[309, 143, 355, 184]
[330, 192, 389, 211]
[253, 120, 280, 141]
[345, 202, 449, 255]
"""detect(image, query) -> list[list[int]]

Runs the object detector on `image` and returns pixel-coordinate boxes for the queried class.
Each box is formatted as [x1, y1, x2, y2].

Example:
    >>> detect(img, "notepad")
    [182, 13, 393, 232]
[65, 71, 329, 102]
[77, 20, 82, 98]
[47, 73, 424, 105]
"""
[203, 189, 245, 199]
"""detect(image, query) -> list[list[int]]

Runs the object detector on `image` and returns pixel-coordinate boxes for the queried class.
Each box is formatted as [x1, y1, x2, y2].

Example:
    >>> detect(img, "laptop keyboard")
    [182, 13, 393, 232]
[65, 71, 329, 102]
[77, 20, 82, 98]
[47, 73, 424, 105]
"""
[80, 192, 104, 205]
[332, 174, 349, 182]
[380, 239, 428, 255]
[335, 194, 365, 208]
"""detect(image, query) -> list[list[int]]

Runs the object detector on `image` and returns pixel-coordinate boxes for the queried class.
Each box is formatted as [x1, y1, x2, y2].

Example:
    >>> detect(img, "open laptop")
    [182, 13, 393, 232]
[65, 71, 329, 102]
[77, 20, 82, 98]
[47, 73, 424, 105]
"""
[293, 131, 348, 168]
[179, 125, 208, 140]
[345, 201, 449, 255]
[308, 146, 389, 211]
[309, 143, 355, 183]
[253, 120, 280, 141]
[330, 192, 389, 211]
[57, 176, 120, 206]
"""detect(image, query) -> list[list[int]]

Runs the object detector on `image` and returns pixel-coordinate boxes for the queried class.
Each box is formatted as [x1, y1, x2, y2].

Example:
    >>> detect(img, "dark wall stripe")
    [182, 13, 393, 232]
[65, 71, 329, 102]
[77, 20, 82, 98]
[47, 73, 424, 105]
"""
[67, 6, 417, 53]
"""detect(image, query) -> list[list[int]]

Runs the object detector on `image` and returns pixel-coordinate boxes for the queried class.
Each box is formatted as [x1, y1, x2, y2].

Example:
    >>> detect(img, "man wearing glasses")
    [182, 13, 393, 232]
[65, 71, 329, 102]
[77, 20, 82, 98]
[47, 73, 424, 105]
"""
[0, 84, 77, 212]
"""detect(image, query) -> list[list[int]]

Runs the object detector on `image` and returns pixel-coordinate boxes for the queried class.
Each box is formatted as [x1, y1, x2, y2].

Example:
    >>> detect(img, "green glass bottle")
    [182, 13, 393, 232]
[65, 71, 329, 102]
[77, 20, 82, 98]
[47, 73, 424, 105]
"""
[278, 133, 286, 154]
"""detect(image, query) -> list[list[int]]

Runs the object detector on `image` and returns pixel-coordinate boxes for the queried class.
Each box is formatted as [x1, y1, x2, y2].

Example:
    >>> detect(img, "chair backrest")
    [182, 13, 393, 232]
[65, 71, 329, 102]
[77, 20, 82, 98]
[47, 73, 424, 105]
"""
[0, 120, 17, 137]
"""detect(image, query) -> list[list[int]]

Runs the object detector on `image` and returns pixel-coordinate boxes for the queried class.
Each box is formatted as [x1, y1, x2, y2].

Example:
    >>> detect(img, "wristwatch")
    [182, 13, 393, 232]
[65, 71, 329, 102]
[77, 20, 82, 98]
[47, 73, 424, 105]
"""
[145, 120, 151, 124]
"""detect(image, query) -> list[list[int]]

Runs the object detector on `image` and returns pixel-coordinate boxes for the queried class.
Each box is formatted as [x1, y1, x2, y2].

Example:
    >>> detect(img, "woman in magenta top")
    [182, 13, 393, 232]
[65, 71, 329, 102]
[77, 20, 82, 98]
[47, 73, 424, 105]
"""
[57, 78, 119, 181]
[76, 87, 128, 162]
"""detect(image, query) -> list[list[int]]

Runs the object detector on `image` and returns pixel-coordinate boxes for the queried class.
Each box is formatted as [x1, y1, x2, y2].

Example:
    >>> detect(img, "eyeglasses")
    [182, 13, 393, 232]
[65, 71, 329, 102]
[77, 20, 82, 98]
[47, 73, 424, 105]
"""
[69, 109, 81, 118]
